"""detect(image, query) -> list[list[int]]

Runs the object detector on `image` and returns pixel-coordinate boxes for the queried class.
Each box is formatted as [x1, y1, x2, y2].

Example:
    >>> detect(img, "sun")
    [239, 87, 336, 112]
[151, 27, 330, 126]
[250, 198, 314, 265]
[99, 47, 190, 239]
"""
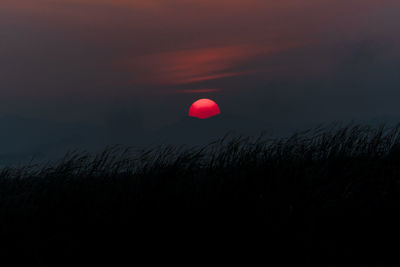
[189, 99, 221, 119]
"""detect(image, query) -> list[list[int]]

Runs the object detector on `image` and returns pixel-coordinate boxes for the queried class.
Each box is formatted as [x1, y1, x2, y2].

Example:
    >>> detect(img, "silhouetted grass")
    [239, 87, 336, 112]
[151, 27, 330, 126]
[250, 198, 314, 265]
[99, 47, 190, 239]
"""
[1, 123, 400, 266]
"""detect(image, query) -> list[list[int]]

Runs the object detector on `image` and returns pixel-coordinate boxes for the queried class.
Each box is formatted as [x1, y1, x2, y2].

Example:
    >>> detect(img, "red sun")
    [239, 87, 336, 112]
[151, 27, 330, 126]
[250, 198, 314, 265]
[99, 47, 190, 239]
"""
[189, 99, 221, 119]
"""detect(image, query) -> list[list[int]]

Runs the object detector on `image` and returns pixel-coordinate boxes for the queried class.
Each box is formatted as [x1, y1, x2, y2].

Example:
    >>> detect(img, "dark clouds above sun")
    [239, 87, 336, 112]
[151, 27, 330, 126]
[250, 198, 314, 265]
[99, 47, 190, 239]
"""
[1, 0, 400, 128]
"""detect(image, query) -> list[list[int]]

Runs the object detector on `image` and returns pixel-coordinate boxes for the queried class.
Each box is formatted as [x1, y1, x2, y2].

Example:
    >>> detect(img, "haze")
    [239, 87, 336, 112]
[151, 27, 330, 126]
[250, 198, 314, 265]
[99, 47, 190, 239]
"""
[1, 0, 400, 162]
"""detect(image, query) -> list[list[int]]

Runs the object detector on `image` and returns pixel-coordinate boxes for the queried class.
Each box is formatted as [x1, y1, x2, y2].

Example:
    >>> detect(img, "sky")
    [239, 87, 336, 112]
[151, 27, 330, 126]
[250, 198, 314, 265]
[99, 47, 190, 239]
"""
[1, 0, 400, 160]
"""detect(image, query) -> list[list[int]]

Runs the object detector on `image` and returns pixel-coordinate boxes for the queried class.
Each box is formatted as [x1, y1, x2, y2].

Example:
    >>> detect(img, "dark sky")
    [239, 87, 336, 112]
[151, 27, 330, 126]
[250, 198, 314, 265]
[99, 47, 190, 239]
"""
[1, 0, 400, 161]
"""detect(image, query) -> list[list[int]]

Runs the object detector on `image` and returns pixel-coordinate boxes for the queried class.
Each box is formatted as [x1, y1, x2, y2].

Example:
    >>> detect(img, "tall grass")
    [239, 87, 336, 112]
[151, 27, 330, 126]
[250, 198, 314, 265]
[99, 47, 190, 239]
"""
[3, 123, 400, 177]
[1, 123, 400, 266]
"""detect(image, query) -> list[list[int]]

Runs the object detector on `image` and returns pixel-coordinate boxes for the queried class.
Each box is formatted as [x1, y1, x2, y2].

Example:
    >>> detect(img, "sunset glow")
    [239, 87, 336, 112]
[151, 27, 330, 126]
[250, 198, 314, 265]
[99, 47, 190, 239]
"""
[1, 0, 400, 127]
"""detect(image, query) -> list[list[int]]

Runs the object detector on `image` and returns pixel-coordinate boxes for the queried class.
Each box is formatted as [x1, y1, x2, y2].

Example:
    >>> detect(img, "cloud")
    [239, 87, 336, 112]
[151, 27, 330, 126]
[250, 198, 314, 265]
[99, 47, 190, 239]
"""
[120, 43, 302, 88]
[166, 88, 220, 94]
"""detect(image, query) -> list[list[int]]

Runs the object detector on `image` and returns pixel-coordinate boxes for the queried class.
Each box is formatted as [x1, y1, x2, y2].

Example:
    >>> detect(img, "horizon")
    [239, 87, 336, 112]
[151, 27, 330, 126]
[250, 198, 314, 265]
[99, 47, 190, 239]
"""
[1, 0, 400, 161]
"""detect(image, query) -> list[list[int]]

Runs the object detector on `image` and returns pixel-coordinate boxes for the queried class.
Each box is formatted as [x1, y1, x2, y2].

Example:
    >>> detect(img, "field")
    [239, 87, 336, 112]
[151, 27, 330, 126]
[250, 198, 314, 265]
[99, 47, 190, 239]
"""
[1, 124, 400, 266]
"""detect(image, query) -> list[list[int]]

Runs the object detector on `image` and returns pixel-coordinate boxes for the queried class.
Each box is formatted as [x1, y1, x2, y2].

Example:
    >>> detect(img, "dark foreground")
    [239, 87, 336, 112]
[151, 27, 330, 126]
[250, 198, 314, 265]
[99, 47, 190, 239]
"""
[1, 124, 400, 266]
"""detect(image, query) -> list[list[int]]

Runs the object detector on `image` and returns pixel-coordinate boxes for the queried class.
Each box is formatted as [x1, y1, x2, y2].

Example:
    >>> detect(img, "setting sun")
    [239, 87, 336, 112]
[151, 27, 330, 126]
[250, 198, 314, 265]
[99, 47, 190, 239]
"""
[189, 99, 220, 119]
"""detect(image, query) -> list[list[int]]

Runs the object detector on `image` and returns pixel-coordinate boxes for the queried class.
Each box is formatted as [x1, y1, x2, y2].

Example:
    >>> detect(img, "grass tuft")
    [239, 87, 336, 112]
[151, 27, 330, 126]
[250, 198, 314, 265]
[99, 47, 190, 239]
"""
[1, 123, 400, 266]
